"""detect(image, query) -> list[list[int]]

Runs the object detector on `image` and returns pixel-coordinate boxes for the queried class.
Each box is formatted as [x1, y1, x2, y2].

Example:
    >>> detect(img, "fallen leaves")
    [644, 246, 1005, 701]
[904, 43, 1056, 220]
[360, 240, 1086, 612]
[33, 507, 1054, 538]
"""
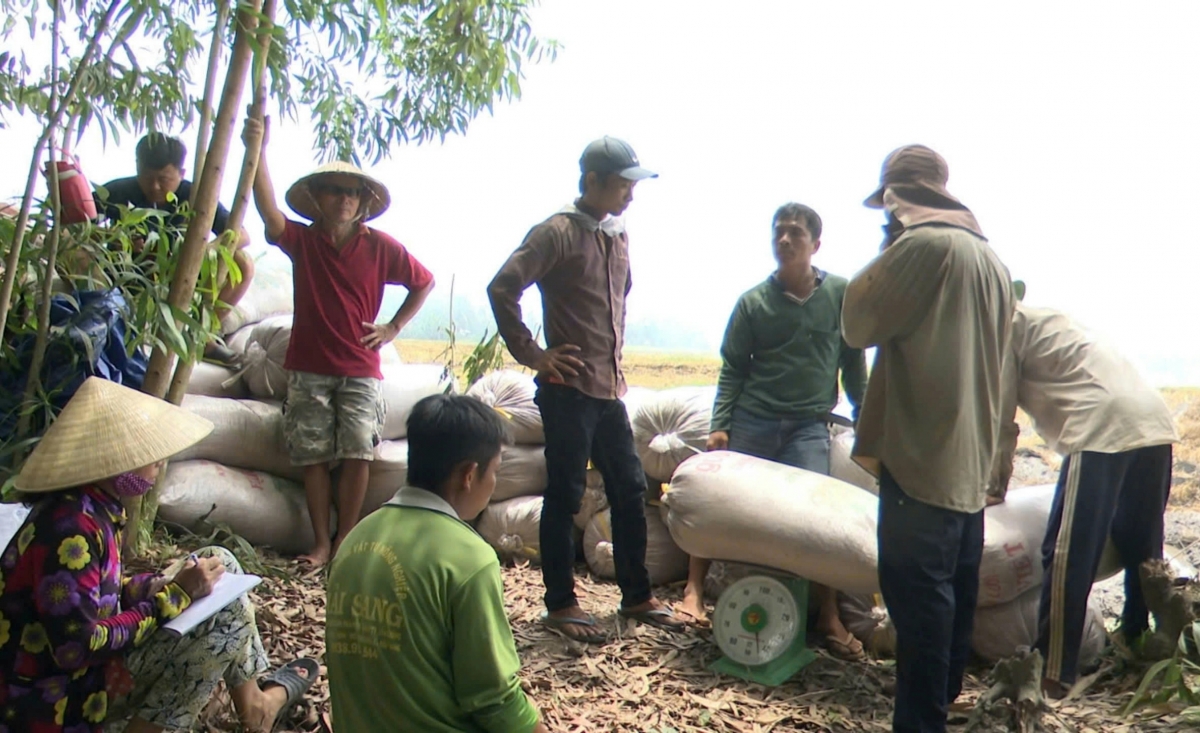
[127, 532, 1200, 733]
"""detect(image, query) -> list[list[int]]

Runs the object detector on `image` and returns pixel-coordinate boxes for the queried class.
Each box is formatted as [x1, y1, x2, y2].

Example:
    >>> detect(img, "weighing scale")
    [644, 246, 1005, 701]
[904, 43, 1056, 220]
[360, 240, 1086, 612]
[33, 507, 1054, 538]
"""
[709, 566, 817, 686]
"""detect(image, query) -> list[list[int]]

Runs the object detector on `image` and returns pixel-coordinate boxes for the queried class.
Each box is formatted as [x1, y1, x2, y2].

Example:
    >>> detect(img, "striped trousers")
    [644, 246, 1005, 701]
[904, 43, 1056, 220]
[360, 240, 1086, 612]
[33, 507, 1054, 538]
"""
[1037, 444, 1173, 684]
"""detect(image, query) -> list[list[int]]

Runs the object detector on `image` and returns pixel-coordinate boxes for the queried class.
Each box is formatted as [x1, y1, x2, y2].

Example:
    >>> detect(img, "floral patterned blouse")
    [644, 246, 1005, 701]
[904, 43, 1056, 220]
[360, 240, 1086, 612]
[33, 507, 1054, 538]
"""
[0, 485, 191, 733]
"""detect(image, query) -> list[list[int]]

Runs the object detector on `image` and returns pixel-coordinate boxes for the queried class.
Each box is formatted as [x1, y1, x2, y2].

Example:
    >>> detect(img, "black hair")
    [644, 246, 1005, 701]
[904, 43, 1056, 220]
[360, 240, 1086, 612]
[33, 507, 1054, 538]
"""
[406, 394, 512, 494]
[578, 170, 619, 195]
[136, 133, 187, 171]
[772, 202, 823, 240]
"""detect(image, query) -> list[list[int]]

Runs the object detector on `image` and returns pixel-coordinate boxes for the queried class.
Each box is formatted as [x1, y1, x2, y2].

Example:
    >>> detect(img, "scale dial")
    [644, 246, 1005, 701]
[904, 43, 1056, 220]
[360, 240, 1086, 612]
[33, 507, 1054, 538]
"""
[712, 575, 801, 666]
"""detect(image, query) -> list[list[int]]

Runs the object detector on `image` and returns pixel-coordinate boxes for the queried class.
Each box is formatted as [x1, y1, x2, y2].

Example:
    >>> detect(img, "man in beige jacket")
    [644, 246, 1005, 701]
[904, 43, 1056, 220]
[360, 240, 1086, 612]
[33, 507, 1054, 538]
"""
[843, 145, 1014, 733]
[990, 303, 1178, 697]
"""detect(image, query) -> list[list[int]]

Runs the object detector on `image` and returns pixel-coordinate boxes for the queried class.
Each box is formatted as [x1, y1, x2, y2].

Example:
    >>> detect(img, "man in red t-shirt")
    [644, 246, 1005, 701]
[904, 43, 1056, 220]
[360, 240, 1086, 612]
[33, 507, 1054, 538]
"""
[243, 117, 435, 566]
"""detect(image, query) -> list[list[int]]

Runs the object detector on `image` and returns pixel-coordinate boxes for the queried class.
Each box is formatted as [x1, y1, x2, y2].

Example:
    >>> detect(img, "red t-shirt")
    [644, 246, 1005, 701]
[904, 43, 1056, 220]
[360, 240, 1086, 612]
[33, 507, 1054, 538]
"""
[275, 220, 433, 379]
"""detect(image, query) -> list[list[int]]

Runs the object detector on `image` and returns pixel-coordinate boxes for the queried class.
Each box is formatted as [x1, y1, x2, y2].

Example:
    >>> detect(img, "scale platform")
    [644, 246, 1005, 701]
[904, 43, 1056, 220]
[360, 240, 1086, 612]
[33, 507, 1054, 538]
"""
[708, 563, 817, 686]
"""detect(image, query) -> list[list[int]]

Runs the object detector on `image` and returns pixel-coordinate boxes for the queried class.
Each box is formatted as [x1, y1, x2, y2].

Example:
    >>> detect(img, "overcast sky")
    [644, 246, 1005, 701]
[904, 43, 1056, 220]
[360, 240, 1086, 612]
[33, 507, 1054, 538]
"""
[4, 0, 1199, 384]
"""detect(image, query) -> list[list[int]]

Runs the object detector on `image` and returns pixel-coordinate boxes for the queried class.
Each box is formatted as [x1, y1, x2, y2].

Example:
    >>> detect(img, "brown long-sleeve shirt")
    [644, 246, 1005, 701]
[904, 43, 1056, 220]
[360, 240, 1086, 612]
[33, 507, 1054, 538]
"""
[488, 204, 631, 400]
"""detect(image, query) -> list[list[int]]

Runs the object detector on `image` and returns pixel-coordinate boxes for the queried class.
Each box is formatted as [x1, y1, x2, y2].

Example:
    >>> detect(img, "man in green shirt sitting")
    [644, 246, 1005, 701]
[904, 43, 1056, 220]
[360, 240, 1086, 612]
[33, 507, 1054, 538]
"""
[678, 202, 869, 660]
[326, 394, 549, 733]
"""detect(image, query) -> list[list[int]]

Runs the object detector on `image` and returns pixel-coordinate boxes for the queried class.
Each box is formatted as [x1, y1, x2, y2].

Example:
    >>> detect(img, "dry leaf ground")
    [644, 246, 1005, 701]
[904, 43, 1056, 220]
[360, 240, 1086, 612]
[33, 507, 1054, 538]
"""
[132, 534, 1199, 733]
[149, 346, 1200, 731]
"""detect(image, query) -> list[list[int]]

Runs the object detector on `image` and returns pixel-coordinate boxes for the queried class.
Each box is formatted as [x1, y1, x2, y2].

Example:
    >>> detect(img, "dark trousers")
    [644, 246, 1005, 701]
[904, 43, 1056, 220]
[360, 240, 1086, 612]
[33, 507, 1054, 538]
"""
[535, 382, 651, 612]
[878, 466, 984, 733]
[1037, 444, 1173, 684]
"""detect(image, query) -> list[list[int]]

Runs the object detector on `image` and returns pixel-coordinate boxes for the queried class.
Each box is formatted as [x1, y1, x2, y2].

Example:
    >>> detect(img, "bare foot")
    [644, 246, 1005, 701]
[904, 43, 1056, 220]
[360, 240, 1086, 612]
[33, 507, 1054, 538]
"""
[676, 586, 710, 626]
[239, 665, 310, 733]
[298, 544, 331, 567]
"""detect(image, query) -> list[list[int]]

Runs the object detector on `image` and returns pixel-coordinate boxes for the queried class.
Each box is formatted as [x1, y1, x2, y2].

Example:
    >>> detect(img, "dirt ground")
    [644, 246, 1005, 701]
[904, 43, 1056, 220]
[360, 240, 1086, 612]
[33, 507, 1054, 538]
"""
[175, 343, 1200, 731]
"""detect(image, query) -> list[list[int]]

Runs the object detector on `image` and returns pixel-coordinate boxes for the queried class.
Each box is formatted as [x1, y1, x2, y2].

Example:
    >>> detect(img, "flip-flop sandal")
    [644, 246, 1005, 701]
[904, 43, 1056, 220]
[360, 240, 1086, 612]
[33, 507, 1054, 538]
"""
[540, 611, 607, 644]
[672, 605, 711, 628]
[617, 606, 687, 632]
[260, 657, 320, 730]
[824, 633, 866, 661]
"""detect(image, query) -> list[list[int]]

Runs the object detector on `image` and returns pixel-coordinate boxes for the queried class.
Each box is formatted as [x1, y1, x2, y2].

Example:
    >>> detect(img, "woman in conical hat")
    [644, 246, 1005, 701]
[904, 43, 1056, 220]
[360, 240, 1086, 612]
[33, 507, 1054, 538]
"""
[0, 377, 318, 733]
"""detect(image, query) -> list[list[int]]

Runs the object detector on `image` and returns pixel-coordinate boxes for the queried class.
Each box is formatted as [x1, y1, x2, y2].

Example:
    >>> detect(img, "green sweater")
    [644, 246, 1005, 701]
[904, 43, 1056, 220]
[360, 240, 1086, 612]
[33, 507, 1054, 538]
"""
[711, 271, 867, 432]
[326, 487, 540, 733]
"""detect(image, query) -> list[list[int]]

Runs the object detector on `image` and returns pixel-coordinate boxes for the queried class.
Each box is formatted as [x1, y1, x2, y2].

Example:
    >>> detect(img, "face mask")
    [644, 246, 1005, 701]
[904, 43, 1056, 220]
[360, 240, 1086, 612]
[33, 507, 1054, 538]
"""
[113, 472, 155, 498]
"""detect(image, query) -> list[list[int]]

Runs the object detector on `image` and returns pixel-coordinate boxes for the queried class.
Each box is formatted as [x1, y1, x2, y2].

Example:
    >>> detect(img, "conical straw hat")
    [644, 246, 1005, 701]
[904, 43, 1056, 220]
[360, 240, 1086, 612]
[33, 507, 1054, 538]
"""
[14, 377, 214, 493]
[285, 161, 391, 222]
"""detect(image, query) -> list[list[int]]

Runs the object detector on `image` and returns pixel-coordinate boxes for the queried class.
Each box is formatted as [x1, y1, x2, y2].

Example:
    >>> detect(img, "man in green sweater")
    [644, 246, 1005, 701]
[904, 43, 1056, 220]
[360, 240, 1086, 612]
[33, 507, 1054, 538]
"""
[678, 202, 868, 660]
[325, 394, 548, 733]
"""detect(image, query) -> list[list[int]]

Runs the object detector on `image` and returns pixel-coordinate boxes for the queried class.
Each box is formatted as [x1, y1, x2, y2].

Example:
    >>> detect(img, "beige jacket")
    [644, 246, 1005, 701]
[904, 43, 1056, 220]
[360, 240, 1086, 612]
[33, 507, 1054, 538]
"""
[989, 304, 1179, 498]
[843, 225, 1014, 513]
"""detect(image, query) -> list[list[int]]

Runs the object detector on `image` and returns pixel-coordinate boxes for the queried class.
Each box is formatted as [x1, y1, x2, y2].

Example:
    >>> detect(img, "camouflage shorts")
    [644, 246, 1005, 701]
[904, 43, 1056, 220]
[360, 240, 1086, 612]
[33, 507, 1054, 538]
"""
[283, 370, 385, 465]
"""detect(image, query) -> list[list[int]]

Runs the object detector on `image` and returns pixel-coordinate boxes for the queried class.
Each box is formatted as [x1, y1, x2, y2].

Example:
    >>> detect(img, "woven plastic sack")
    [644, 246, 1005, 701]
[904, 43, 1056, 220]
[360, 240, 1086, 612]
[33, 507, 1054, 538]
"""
[240, 315, 291, 398]
[972, 586, 1107, 665]
[583, 507, 689, 585]
[477, 495, 543, 563]
[466, 370, 543, 444]
[158, 460, 320, 554]
[176, 395, 299, 481]
[185, 361, 249, 399]
[664, 450, 881, 593]
[631, 386, 715, 481]
[492, 445, 547, 502]
[830, 426, 878, 494]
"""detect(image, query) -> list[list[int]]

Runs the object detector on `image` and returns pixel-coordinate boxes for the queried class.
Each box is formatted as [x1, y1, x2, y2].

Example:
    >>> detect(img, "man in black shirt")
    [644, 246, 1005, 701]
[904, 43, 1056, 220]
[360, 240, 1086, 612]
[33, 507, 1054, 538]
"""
[95, 133, 255, 365]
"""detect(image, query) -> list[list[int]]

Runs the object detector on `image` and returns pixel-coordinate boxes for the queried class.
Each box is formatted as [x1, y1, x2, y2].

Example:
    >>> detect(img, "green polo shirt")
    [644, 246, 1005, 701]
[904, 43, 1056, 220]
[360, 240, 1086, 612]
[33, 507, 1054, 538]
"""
[711, 270, 867, 432]
[326, 487, 540, 733]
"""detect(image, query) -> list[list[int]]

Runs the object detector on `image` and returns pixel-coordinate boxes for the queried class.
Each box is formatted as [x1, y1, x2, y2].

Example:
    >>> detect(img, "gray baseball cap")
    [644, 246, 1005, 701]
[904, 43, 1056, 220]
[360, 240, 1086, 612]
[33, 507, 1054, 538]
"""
[580, 136, 658, 180]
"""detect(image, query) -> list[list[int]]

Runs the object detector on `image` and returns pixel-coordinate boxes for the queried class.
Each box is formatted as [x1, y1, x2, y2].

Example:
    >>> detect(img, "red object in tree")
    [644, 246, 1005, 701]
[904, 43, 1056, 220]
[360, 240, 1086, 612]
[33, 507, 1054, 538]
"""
[44, 152, 98, 224]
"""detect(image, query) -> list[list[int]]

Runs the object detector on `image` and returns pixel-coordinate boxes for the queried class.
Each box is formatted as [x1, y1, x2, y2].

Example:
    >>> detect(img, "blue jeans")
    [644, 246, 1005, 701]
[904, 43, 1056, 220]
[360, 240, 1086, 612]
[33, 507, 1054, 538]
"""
[727, 408, 831, 474]
[879, 466, 984, 733]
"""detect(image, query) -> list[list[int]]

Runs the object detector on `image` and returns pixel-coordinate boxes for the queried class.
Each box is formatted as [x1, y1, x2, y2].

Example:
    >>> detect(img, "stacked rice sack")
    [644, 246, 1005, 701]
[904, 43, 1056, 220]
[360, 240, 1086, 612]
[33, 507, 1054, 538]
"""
[159, 259, 455, 553]
[661, 444, 1129, 664]
[468, 375, 700, 585]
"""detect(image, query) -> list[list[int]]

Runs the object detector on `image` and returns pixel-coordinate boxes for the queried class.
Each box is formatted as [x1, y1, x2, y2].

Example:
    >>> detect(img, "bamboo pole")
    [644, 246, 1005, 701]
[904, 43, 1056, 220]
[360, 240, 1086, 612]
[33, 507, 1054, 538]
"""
[191, 0, 231, 197]
[140, 0, 264, 401]
[165, 0, 277, 407]
[128, 0, 266, 552]
[0, 0, 122, 341]
[14, 3, 67, 446]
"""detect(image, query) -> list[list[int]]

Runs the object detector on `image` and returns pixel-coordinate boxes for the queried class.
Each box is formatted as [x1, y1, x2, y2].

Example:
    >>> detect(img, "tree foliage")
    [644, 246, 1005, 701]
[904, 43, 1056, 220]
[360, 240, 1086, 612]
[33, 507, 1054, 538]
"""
[0, 0, 555, 162]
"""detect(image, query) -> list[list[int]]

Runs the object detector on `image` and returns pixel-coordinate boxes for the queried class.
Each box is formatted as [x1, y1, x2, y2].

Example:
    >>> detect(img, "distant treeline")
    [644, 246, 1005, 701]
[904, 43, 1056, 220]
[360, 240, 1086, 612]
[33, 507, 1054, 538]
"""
[389, 287, 716, 353]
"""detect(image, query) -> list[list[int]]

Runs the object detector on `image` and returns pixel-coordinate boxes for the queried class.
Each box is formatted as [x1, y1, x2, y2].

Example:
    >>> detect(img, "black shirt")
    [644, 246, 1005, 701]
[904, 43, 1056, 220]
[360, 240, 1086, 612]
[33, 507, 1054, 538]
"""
[95, 177, 231, 236]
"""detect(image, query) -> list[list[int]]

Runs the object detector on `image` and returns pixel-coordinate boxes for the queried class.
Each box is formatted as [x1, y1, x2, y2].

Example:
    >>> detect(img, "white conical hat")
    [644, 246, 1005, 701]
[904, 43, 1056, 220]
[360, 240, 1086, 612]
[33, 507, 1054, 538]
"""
[284, 161, 391, 222]
[14, 377, 213, 493]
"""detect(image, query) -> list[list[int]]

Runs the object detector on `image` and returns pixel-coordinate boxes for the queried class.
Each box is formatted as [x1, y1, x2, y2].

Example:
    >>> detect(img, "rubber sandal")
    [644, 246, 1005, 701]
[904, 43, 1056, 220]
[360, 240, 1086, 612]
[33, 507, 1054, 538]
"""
[824, 633, 866, 661]
[260, 657, 320, 729]
[672, 605, 711, 628]
[617, 606, 687, 632]
[540, 611, 607, 644]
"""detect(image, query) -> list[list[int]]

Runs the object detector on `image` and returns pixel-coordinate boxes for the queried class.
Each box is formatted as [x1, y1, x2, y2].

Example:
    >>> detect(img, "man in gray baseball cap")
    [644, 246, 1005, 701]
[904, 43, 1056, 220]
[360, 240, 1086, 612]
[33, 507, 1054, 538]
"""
[488, 137, 684, 643]
[844, 145, 1015, 733]
[578, 136, 659, 182]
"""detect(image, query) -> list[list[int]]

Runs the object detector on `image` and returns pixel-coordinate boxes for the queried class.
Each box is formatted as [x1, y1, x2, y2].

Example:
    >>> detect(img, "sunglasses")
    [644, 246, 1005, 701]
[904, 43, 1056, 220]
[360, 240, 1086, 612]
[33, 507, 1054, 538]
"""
[315, 183, 366, 198]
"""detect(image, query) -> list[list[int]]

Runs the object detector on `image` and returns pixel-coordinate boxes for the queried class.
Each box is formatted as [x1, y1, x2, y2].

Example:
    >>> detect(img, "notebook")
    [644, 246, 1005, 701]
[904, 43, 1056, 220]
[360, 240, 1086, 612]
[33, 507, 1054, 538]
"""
[164, 572, 262, 635]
